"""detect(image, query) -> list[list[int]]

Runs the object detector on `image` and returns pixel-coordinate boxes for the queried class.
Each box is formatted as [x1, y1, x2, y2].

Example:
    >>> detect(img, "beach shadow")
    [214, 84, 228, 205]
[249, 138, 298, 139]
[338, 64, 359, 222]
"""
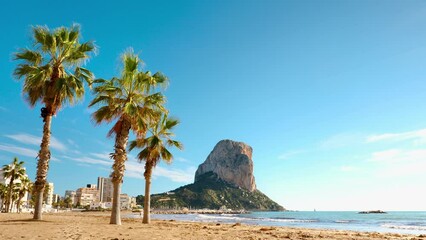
[0, 218, 51, 225]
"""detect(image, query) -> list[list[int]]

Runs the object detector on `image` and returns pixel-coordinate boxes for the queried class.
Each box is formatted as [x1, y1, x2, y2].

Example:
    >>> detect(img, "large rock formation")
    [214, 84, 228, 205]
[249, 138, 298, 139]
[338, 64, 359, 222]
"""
[136, 139, 285, 211]
[195, 140, 257, 192]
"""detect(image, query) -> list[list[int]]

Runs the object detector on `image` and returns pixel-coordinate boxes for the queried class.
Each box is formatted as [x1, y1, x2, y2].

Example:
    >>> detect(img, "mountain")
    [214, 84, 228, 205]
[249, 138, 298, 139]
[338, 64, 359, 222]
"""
[195, 139, 256, 192]
[136, 139, 285, 211]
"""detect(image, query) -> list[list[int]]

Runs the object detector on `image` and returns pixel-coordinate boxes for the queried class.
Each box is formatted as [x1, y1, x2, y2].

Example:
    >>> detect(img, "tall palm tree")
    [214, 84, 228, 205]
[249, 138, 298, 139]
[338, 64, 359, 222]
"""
[13, 24, 95, 220]
[129, 114, 183, 224]
[89, 49, 167, 225]
[2, 157, 26, 213]
[16, 177, 32, 213]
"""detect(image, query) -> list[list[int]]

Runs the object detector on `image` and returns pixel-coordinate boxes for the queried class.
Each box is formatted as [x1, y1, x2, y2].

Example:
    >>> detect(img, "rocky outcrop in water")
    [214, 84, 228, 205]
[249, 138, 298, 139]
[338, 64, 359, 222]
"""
[195, 140, 257, 192]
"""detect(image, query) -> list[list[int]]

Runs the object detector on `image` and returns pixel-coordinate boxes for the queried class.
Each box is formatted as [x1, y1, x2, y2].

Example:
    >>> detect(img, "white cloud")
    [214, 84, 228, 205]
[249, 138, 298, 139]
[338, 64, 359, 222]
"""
[50, 136, 68, 150]
[369, 149, 426, 163]
[278, 150, 305, 160]
[4, 133, 67, 151]
[62, 151, 195, 183]
[319, 132, 363, 149]
[175, 157, 190, 163]
[62, 155, 112, 166]
[378, 160, 426, 178]
[125, 159, 195, 183]
[0, 144, 38, 158]
[368, 148, 426, 177]
[153, 166, 196, 183]
[67, 139, 79, 149]
[366, 129, 426, 145]
[89, 152, 111, 160]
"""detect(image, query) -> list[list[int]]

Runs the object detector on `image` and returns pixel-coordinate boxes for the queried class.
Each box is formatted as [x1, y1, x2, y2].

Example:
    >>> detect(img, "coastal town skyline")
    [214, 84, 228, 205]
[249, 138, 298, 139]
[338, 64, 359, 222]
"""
[1, 0, 426, 211]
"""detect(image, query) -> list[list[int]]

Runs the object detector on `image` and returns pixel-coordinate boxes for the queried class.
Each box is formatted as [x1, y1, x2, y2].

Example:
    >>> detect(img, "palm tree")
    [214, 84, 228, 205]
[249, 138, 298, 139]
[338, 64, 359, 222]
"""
[13, 24, 95, 220]
[43, 182, 51, 204]
[89, 49, 167, 225]
[10, 183, 21, 213]
[64, 196, 73, 209]
[2, 157, 26, 213]
[129, 114, 183, 224]
[0, 183, 7, 212]
[16, 177, 32, 213]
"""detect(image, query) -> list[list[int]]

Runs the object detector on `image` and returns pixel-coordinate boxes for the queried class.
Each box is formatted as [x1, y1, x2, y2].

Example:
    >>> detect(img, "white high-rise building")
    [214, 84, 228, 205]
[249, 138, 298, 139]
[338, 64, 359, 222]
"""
[45, 182, 54, 206]
[76, 187, 100, 206]
[97, 177, 113, 203]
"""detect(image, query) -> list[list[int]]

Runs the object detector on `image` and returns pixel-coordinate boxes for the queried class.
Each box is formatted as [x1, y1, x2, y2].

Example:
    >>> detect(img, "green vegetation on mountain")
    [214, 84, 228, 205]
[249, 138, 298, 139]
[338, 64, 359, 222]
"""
[136, 172, 284, 211]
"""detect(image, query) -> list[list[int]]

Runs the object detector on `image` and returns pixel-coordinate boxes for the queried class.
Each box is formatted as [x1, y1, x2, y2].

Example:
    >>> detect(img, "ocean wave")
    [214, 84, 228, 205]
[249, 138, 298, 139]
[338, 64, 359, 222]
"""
[196, 214, 317, 223]
[272, 217, 296, 220]
[335, 220, 351, 223]
[258, 217, 317, 223]
[196, 214, 247, 221]
[381, 224, 426, 231]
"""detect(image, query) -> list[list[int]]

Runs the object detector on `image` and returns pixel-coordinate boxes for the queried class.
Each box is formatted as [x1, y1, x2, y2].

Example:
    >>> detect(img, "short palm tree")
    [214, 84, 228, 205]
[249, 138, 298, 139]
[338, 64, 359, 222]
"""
[10, 183, 21, 213]
[42, 183, 51, 204]
[2, 157, 26, 213]
[129, 114, 183, 224]
[16, 177, 32, 213]
[64, 196, 73, 209]
[89, 49, 167, 225]
[13, 24, 95, 220]
[0, 183, 7, 212]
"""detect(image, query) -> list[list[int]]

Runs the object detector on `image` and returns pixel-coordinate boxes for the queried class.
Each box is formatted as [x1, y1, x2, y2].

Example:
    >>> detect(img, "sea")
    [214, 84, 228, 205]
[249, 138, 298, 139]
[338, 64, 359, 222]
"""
[127, 211, 426, 235]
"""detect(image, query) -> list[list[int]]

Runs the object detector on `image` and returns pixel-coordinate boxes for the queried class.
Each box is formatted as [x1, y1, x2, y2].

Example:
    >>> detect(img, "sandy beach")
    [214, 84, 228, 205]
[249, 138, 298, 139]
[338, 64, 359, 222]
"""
[0, 212, 423, 240]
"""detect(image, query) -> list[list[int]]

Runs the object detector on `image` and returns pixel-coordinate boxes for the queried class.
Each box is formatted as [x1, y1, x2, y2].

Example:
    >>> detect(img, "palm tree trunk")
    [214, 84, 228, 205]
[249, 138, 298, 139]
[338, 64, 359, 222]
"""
[110, 181, 122, 225]
[143, 162, 153, 224]
[33, 113, 52, 220]
[16, 198, 21, 213]
[6, 176, 15, 213]
[110, 119, 130, 225]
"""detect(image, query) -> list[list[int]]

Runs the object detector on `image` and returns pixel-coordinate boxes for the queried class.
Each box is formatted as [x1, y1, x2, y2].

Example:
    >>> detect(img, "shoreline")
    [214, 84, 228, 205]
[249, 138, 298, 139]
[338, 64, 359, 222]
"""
[0, 212, 423, 240]
[148, 209, 249, 215]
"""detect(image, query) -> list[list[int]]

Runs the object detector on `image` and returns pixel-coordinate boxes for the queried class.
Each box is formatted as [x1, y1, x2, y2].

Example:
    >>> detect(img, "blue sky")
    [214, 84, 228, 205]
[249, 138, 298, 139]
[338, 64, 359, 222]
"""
[1, 0, 426, 210]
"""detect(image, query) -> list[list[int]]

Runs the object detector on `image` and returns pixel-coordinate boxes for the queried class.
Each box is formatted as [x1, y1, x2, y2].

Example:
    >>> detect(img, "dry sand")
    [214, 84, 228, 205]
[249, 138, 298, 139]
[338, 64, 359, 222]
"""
[0, 212, 424, 240]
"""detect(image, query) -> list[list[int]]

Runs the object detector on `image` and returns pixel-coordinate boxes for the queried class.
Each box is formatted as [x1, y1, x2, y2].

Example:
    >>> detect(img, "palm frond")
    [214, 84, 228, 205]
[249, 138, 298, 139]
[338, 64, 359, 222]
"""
[75, 67, 94, 86]
[137, 148, 154, 163]
[89, 95, 112, 107]
[68, 23, 80, 42]
[152, 72, 169, 89]
[160, 147, 173, 163]
[92, 106, 115, 124]
[14, 49, 42, 65]
[167, 139, 183, 150]
[165, 117, 180, 131]
[32, 25, 49, 47]
[122, 49, 139, 74]
[15, 24, 95, 112]
[129, 113, 182, 168]
[78, 41, 95, 53]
